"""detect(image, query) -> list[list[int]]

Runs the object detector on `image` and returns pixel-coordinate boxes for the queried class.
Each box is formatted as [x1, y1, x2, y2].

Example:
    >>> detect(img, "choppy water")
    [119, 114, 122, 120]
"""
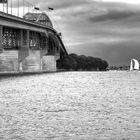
[0, 71, 140, 140]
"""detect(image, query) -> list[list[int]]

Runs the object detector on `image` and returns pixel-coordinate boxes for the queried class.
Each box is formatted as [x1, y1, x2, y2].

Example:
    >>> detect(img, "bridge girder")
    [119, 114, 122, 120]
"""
[0, 12, 68, 55]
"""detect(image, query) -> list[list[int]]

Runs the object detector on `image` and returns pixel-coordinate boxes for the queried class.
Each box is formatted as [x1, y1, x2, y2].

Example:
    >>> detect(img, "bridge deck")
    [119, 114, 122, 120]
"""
[0, 11, 67, 54]
[0, 11, 55, 33]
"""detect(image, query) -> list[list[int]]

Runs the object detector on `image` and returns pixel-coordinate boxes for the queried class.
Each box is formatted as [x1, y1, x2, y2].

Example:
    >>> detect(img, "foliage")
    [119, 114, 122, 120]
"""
[57, 55, 77, 70]
[109, 65, 129, 70]
[57, 53, 109, 71]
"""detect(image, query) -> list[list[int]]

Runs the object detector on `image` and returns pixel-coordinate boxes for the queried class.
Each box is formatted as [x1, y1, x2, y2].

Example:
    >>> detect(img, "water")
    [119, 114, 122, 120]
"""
[0, 71, 140, 140]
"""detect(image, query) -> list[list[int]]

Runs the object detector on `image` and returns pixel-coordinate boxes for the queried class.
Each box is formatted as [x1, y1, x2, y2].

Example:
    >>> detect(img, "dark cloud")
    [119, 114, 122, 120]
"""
[68, 40, 140, 66]
[97, 41, 140, 65]
[89, 9, 139, 22]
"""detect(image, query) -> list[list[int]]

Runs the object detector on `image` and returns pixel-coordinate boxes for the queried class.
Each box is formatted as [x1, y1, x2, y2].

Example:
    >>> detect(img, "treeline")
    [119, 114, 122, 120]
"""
[57, 53, 109, 71]
[109, 65, 129, 70]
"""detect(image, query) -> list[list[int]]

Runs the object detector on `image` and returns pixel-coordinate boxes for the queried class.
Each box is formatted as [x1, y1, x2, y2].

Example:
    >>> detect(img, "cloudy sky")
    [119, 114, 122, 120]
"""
[1, 0, 140, 65]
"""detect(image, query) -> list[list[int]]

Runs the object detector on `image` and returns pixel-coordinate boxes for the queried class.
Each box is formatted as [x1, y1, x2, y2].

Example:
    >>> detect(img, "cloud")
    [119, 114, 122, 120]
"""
[68, 39, 140, 65]
[39, 0, 92, 10]
[89, 9, 139, 22]
[96, 40, 140, 65]
[102, 0, 140, 5]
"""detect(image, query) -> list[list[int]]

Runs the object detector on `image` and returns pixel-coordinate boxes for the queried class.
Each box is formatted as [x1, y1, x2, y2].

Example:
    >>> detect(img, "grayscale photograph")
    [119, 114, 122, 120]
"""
[0, 0, 140, 140]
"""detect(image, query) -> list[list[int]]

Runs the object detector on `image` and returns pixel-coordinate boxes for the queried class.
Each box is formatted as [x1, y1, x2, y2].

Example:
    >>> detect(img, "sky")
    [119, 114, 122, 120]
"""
[1, 0, 140, 65]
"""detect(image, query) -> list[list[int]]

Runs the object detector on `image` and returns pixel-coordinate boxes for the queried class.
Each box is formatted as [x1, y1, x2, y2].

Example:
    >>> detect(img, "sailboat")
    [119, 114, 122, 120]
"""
[130, 59, 139, 71]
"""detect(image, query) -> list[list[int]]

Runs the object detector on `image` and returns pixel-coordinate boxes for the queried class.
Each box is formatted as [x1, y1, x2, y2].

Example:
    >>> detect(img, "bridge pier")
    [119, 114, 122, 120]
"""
[0, 26, 59, 73]
[18, 29, 29, 72]
[0, 51, 57, 73]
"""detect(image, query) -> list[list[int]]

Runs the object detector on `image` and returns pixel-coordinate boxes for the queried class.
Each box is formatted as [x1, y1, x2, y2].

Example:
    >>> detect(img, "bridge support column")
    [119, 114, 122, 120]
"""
[19, 30, 30, 72]
[20, 30, 24, 47]
[27, 30, 30, 48]
[0, 25, 3, 53]
[19, 30, 23, 71]
[22, 30, 41, 72]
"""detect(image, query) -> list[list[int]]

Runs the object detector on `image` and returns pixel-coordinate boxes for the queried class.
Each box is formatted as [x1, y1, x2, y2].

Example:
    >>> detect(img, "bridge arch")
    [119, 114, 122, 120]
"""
[23, 12, 53, 28]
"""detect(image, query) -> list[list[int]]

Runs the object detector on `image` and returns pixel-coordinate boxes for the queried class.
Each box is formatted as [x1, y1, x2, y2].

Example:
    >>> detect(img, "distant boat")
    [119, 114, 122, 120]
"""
[130, 59, 139, 71]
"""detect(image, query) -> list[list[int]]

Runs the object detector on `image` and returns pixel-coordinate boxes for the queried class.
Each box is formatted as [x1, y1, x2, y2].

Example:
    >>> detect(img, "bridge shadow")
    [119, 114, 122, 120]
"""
[0, 71, 57, 79]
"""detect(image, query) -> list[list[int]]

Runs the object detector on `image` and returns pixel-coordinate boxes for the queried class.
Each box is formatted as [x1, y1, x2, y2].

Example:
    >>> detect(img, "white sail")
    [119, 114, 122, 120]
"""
[130, 59, 139, 71]
[133, 59, 139, 70]
[130, 59, 133, 71]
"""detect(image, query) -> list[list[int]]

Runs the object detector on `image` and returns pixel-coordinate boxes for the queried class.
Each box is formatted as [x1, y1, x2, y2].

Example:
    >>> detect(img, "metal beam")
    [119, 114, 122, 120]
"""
[20, 29, 23, 47]
[0, 18, 47, 33]
[27, 30, 30, 48]
[0, 12, 56, 33]
[0, 25, 3, 53]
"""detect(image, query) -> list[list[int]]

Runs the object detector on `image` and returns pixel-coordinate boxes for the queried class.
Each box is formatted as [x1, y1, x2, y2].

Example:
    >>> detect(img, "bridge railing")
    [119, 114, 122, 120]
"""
[0, 0, 38, 18]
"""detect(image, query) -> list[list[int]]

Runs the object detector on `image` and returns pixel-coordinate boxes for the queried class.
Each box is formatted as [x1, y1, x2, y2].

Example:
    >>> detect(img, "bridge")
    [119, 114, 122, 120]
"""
[0, 11, 68, 73]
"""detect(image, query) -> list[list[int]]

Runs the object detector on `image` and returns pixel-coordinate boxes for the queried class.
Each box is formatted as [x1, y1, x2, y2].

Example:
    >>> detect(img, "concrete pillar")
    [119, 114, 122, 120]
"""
[18, 30, 30, 72]
[19, 30, 23, 71]
[0, 25, 3, 53]
[40, 58, 42, 71]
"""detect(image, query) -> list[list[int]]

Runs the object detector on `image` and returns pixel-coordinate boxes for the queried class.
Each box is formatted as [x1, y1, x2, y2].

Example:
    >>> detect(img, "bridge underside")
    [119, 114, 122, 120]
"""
[0, 13, 67, 73]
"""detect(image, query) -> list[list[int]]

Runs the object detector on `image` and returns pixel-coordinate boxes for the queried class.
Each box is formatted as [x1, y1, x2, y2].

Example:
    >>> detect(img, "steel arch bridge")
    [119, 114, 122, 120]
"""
[0, 11, 68, 73]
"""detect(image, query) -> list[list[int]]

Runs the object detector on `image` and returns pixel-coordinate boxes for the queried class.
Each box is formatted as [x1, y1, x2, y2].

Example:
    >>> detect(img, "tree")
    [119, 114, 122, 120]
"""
[57, 53, 109, 71]
[57, 55, 77, 70]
